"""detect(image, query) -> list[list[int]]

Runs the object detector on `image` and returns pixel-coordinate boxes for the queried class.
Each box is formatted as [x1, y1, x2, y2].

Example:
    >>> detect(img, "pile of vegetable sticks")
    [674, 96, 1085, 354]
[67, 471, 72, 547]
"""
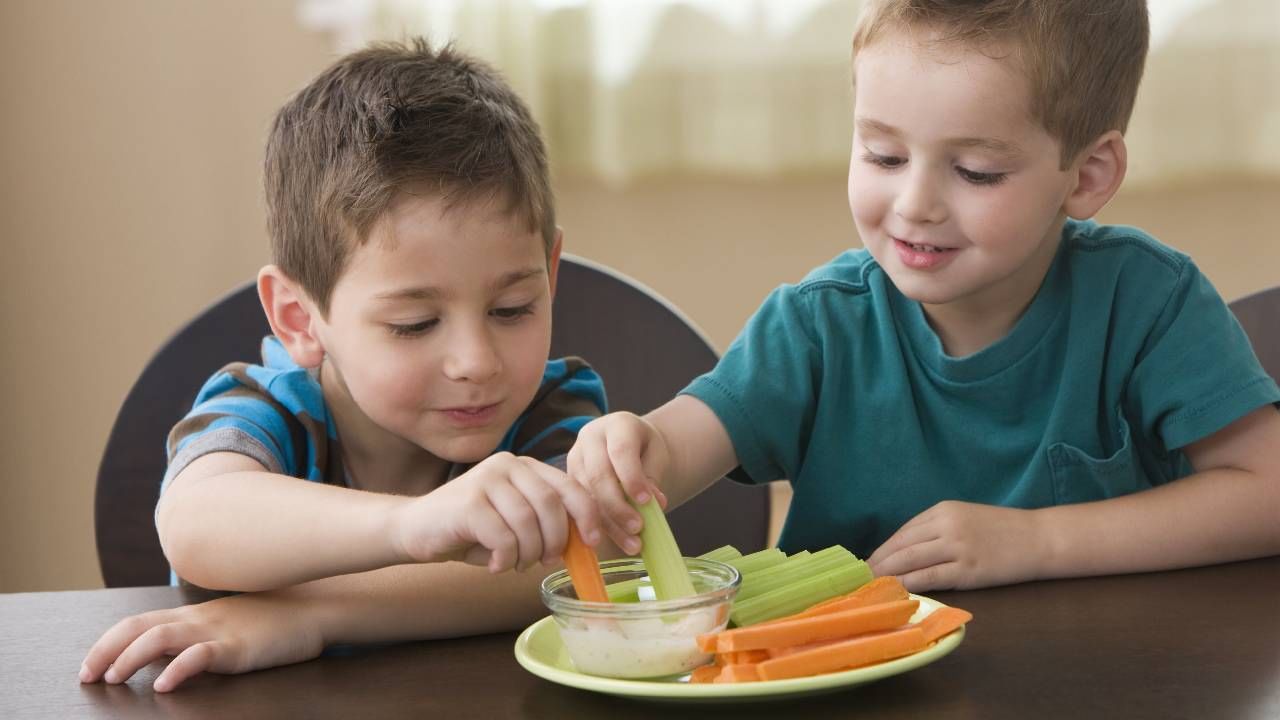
[689, 576, 972, 682]
[559, 507, 972, 684]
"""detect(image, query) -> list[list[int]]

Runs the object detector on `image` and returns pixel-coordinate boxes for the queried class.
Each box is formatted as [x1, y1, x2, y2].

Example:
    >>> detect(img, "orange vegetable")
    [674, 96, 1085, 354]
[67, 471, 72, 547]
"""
[790, 576, 909, 619]
[562, 520, 608, 603]
[917, 606, 973, 644]
[755, 626, 928, 681]
[712, 599, 919, 653]
[689, 665, 721, 683]
[714, 664, 762, 683]
[696, 632, 717, 654]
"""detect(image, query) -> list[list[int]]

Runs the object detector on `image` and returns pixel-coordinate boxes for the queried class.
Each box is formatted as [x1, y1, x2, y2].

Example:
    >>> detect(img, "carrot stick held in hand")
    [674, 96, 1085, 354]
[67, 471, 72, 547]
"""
[563, 520, 609, 603]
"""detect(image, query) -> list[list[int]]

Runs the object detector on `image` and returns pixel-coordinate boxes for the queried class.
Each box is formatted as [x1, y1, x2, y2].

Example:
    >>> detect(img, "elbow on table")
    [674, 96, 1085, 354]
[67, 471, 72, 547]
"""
[155, 497, 262, 592]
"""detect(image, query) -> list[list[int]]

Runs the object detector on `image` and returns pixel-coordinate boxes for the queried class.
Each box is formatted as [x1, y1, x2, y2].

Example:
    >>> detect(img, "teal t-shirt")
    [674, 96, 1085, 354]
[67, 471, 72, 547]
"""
[683, 219, 1280, 558]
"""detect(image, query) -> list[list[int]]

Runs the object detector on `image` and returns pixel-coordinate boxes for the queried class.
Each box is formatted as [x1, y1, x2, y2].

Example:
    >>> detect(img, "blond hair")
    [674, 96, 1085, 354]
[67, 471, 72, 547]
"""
[852, 0, 1149, 168]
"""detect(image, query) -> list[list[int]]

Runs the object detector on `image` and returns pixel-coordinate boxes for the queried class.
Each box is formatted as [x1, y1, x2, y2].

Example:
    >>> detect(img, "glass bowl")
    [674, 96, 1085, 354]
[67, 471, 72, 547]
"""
[540, 557, 740, 679]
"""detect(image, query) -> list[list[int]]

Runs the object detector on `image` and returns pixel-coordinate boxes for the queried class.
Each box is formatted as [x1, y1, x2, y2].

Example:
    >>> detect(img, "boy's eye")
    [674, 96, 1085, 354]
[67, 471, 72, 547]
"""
[955, 166, 1007, 186]
[491, 303, 535, 322]
[861, 151, 905, 169]
[388, 319, 439, 337]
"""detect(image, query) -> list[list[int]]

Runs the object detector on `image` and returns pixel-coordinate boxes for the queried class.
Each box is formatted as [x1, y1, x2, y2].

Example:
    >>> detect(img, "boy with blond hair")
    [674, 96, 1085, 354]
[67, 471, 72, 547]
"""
[81, 40, 618, 691]
[572, 0, 1280, 590]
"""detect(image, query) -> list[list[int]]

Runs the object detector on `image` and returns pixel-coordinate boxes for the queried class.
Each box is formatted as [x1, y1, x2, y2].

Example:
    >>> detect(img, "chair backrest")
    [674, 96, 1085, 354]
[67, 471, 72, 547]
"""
[1228, 285, 1280, 383]
[95, 255, 768, 587]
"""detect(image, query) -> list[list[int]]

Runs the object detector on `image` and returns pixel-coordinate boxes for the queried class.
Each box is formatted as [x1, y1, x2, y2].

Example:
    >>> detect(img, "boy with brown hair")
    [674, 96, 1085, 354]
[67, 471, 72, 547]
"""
[572, 0, 1280, 590]
[81, 39, 620, 692]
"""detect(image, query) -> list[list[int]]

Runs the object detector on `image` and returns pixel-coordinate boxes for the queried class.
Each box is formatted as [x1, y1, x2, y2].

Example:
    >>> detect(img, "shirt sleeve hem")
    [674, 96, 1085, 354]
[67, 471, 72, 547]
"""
[1161, 376, 1280, 450]
[680, 376, 777, 485]
[160, 428, 284, 497]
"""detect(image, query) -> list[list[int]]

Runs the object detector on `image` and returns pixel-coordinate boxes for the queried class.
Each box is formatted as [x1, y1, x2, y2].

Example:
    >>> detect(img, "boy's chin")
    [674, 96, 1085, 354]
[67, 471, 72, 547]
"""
[884, 273, 963, 306]
[421, 434, 506, 465]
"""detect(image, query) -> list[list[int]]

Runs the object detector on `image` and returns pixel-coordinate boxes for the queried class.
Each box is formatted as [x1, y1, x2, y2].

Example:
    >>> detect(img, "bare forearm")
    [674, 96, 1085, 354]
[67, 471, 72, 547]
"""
[270, 562, 553, 645]
[157, 471, 409, 591]
[1037, 469, 1280, 579]
[646, 396, 739, 509]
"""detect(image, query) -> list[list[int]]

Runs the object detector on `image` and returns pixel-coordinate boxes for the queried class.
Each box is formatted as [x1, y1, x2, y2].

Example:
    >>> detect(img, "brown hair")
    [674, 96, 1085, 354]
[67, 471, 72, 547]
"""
[851, 0, 1149, 168]
[264, 39, 555, 315]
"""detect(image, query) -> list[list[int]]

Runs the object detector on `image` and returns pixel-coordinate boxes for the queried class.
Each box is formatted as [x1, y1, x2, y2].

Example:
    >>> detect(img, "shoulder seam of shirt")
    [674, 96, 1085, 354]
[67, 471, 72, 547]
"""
[1069, 230, 1187, 275]
[794, 256, 879, 297]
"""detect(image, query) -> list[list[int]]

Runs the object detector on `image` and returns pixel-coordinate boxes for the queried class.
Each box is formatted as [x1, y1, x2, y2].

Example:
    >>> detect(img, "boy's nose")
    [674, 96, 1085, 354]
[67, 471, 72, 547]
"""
[443, 325, 502, 383]
[893, 170, 947, 225]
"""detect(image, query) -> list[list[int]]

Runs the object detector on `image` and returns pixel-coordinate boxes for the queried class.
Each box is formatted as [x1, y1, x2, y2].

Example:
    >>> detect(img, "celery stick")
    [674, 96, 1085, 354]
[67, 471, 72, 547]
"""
[738, 549, 855, 602]
[730, 561, 873, 626]
[698, 545, 743, 564]
[604, 576, 649, 602]
[735, 552, 812, 601]
[726, 548, 787, 575]
[606, 544, 742, 601]
[633, 498, 696, 600]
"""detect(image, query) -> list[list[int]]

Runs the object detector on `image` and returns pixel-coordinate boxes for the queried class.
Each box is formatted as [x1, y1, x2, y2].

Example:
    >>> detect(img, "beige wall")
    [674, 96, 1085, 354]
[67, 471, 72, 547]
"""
[2, 2, 1278, 592]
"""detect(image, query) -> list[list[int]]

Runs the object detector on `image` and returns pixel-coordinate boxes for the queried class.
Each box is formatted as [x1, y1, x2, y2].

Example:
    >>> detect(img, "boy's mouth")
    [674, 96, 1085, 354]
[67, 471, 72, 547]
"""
[893, 237, 958, 269]
[439, 403, 501, 427]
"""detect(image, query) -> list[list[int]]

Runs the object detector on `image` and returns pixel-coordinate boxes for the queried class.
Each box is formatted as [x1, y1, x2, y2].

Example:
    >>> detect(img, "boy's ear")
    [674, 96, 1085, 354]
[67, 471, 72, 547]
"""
[257, 265, 326, 369]
[546, 227, 564, 299]
[1063, 130, 1127, 220]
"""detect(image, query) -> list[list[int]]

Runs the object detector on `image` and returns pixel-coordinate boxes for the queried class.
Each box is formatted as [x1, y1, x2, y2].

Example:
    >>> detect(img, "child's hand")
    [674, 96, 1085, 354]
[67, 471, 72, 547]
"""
[392, 452, 602, 573]
[867, 501, 1046, 591]
[79, 593, 324, 693]
[566, 411, 670, 556]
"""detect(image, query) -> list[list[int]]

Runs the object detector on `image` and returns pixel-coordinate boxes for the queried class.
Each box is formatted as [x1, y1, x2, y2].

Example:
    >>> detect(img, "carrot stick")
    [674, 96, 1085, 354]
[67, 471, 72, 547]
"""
[696, 632, 718, 653]
[745, 575, 909, 630]
[714, 664, 762, 683]
[725, 649, 769, 665]
[917, 607, 973, 644]
[689, 665, 721, 683]
[756, 627, 928, 681]
[562, 520, 608, 603]
[714, 599, 919, 653]
[792, 576, 909, 619]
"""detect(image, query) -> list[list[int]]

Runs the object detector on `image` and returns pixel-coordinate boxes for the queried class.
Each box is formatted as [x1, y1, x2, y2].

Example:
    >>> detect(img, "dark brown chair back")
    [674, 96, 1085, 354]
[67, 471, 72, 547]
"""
[95, 256, 768, 587]
[1229, 285, 1280, 382]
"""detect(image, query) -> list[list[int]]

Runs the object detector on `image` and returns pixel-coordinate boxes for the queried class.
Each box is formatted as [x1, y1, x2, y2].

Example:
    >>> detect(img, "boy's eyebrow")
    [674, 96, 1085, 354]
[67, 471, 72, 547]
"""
[487, 267, 546, 293]
[856, 118, 1023, 157]
[373, 267, 546, 302]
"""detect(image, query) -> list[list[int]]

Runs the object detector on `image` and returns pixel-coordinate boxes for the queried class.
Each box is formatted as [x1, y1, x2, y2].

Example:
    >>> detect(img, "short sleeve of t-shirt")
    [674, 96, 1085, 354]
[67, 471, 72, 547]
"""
[681, 283, 824, 484]
[162, 338, 334, 491]
[1125, 260, 1279, 450]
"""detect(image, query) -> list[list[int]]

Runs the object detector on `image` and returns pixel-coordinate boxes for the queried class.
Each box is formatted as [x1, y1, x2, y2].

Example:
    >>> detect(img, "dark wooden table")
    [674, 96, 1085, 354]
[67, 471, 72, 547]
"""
[3, 557, 1278, 719]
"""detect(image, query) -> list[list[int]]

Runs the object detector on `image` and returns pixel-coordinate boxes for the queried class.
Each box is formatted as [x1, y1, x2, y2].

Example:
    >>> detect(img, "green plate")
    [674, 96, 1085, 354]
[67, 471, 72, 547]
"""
[513, 593, 965, 702]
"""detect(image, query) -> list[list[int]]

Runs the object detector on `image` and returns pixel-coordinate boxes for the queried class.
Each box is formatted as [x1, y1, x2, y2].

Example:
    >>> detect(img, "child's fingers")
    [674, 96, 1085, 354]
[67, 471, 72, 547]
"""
[599, 512, 641, 556]
[152, 640, 222, 693]
[465, 499, 520, 573]
[508, 460, 572, 565]
[896, 561, 960, 593]
[867, 513, 939, 568]
[103, 621, 204, 685]
[573, 428, 643, 551]
[523, 458, 600, 559]
[604, 427, 659, 506]
[870, 537, 953, 579]
[482, 481, 543, 572]
[81, 610, 171, 682]
[601, 433, 650, 504]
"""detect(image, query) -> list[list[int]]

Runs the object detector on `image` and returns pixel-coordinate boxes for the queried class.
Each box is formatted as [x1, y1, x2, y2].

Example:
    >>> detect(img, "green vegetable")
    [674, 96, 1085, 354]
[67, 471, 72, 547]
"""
[699, 545, 744, 564]
[725, 548, 787, 575]
[730, 559, 873, 627]
[737, 547, 854, 602]
[633, 498, 696, 600]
